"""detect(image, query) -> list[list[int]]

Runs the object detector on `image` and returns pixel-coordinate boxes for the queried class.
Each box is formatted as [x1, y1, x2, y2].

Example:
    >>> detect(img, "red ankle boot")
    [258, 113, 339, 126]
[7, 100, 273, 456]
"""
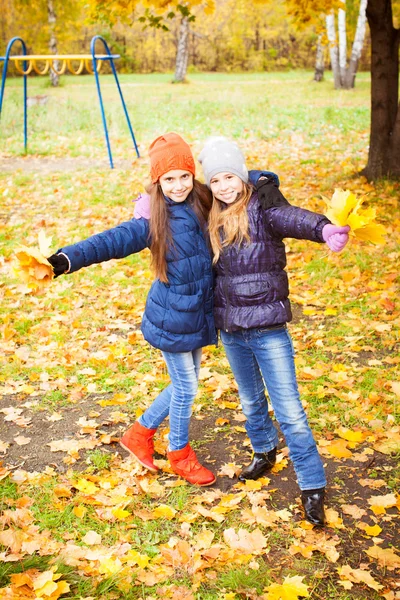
[120, 421, 158, 472]
[168, 444, 216, 486]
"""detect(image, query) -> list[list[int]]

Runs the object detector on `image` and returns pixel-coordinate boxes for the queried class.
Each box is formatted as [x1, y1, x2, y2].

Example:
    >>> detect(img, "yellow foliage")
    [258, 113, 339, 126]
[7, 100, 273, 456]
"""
[364, 524, 382, 537]
[9, 567, 70, 600]
[326, 439, 353, 458]
[14, 231, 54, 292]
[338, 565, 383, 592]
[74, 478, 99, 494]
[263, 575, 309, 599]
[365, 545, 400, 569]
[152, 504, 177, 519]
[323, 189, 385, 245]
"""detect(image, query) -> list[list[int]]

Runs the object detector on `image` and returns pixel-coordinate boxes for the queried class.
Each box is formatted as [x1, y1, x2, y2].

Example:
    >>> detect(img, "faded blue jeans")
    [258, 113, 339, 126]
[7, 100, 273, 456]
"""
[220, 326, 326, 491]
[139, 348, 202, 451]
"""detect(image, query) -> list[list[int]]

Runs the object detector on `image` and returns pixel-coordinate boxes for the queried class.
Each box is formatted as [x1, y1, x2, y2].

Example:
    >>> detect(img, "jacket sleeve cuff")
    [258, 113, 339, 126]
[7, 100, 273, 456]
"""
[315, 217, 332, 242]
[57, 252, 71, 273]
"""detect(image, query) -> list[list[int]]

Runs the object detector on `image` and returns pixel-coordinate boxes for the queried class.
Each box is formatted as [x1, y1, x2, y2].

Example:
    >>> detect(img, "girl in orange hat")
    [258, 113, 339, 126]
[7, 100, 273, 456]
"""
[48, 133, 217, 486]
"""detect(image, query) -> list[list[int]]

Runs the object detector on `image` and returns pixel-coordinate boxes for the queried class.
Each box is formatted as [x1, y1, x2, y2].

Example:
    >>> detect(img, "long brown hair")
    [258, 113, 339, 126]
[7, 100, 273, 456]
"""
[208, 182, 253, 264]
[147, 179, 212, 283]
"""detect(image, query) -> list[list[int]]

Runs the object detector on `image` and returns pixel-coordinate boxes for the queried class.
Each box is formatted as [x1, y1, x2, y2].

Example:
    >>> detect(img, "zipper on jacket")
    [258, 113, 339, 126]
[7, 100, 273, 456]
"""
[222, 250, 231, 332]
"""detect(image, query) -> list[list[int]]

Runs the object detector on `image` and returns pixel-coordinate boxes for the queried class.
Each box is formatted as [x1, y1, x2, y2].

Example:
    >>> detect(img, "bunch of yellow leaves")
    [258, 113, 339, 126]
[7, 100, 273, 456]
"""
[323, 189, 385, 245]
[3, 566, 70, 599]
[14, 230, 54, 292]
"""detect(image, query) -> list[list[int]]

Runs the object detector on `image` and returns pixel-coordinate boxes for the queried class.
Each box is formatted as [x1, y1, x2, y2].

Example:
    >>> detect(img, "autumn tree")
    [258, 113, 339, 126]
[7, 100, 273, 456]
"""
[287, 0, 399, 180]
[87, 0, 215, 82]
[2, 0, 86, 85]
[287, 0, 368, 89]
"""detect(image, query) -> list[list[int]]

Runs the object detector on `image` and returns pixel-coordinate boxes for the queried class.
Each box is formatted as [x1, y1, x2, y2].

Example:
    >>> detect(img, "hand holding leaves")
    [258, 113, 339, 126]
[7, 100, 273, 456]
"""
[47, 253, 70, 277]
[322, 224, 350, 252]
[323, 189, 385, 245]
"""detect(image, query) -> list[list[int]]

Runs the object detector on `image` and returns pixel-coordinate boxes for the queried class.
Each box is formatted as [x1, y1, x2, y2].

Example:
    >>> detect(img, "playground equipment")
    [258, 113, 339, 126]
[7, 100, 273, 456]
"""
[0, 35, 140, 168]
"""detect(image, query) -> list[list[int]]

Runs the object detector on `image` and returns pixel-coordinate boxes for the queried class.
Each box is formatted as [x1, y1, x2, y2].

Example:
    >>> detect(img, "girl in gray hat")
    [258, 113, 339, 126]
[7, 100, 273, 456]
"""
[199, 136, 350, 526]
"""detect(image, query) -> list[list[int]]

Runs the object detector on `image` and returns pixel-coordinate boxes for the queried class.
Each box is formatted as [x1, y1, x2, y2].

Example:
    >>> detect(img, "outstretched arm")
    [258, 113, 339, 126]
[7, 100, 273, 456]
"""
[266, 205, 350, 251]
[266, 204, 330, 243]
[48, 218, 150, 276]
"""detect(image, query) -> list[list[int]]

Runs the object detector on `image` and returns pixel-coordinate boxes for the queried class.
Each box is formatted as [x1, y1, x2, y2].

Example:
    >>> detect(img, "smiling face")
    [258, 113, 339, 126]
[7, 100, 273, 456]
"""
[209, 172, 244, 204]
[158, 169, 194, 203]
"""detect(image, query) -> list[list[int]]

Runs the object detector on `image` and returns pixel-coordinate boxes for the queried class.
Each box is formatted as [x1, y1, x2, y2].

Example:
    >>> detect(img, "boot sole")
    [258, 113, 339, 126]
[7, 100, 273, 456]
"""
[175, 474, 216, 487]
[119, 441, 158, 473]
[238, 465, 275, 482]
[196, 478, 216, 487]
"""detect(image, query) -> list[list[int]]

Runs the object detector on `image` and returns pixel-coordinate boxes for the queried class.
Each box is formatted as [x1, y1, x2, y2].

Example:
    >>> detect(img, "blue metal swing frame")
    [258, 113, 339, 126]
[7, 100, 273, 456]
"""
[0, 35, 140, 168]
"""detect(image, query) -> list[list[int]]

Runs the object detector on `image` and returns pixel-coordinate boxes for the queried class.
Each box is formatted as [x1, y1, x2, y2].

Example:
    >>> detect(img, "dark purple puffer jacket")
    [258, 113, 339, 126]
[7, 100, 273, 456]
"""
[213, 193, 330, 332]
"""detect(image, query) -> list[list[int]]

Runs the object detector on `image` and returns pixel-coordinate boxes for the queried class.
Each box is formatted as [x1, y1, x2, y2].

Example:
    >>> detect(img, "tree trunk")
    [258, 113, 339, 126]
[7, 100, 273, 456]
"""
[345, 0, 367, 89]
[314, 34, 325, 82]
[47, 0, 59, 87]
[326, 11, 341, 89]
[338, 3, 347, 86]
[174, 16, 189, 83]
[361, 0, 400, 180]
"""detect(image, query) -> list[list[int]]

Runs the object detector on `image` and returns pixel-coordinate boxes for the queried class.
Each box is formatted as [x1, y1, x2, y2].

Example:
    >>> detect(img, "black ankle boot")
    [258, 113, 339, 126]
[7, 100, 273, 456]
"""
[301, 488, 326, 527]
[238, 447, 277, 482]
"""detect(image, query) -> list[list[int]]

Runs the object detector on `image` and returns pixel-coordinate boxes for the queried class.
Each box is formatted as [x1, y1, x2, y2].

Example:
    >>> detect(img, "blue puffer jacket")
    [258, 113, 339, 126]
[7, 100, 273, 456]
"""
[59, 200, 217, 352]
[213, 192, 330, 332]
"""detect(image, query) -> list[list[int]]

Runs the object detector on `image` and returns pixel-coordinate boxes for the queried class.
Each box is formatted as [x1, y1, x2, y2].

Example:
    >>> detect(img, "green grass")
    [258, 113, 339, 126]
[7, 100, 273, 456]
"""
[215, 561, 272, 593]
[0, 71, 371, 160]
[86, 449, 113, 470]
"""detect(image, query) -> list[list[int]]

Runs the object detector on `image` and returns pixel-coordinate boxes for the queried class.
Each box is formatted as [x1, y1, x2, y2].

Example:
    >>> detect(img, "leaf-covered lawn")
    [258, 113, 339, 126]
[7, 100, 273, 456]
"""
[0, 73, 399, 599]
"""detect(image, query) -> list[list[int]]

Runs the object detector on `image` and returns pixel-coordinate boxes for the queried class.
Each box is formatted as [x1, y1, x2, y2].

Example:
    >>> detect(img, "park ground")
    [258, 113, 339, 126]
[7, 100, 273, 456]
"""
[0, 72, 399, 599]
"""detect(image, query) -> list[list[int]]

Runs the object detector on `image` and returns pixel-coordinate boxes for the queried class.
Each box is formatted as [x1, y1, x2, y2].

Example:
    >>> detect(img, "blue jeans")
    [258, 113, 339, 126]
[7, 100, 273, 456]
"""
[221, 327, 326, 491]
[139, 348, 202, 451]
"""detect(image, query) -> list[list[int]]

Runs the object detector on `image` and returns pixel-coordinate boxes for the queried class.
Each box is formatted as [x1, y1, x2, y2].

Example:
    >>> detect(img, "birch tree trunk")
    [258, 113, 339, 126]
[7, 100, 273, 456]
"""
[174, 16, 189, 83]
[345, 0, 367, 89]
[338, 3, 347, 86]
[313, 33, 325, 82]
[326, 11, 341, 89]
[47, 0, 59, 87]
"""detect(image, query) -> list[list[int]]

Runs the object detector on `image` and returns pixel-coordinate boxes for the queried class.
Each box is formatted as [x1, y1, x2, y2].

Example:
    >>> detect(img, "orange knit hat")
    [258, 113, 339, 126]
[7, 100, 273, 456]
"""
[149, 133, 196, 183]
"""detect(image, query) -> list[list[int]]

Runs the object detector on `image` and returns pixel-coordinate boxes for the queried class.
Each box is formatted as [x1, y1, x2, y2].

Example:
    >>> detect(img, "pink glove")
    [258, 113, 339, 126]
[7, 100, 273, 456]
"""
[322, 224, 350, 252]
[133, 193, 151, 219]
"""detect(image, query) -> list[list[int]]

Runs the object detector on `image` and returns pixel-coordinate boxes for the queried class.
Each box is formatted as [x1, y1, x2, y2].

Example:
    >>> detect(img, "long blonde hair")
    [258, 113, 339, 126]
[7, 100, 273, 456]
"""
[208, 182, 253, 264]
[147, 179, 212, 283]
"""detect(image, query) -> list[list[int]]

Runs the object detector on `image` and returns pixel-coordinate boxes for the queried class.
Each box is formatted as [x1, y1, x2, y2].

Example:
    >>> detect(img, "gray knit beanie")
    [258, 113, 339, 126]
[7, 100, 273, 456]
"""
[198, 137, 248, 188]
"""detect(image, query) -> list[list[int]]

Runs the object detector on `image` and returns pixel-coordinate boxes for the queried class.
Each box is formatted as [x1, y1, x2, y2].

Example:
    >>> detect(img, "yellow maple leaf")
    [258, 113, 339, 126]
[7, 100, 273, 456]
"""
[73, 505, 87, 518]
[325, 508, 344, 529]
[271, 458, 288, 473]
[335, 428, 365, 444]
[326, 439, 353, 459]
[74, 478, 99, 494]
[152, 504, 177, 520]
[264, 575, 309, 599]
[364, 524, 382, 537]
[125, 549, 150, 568]
[338, 565, 383, 592]
[111, 507, 131, 520]
[324, 189, 359, 226]
[98, 557, 123, 576]
[32, 567, 70, 600]
[14, 230, 54, 291]
[323, 188, 385, 245]
[365, 545, 400, 569]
